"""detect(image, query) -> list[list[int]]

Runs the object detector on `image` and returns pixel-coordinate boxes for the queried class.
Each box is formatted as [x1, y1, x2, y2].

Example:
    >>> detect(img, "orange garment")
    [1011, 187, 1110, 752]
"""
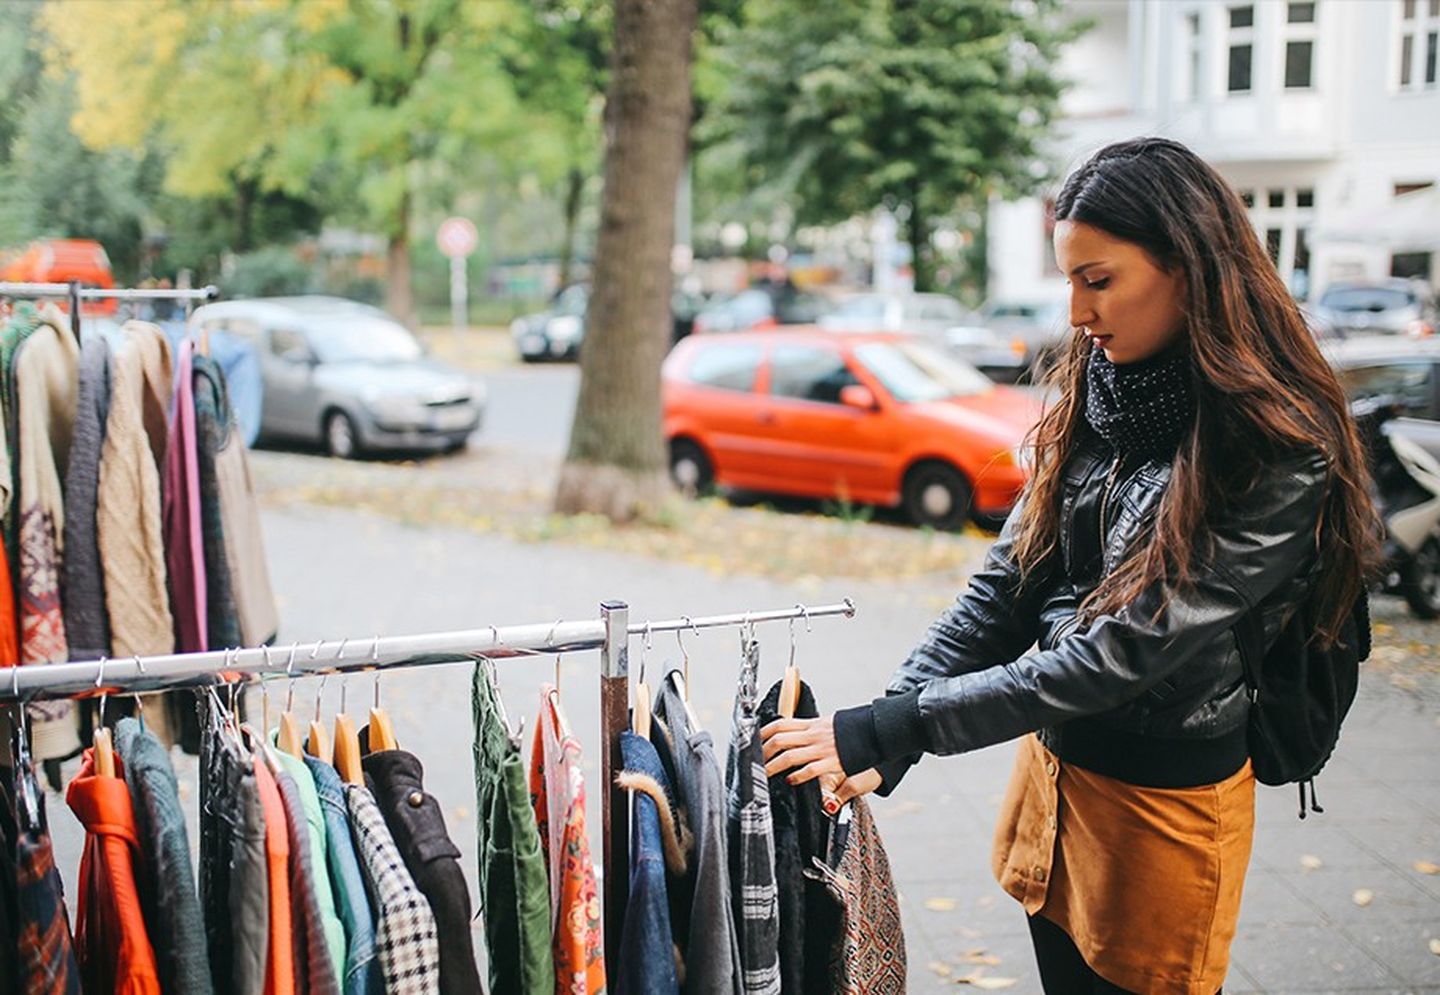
[254, 758, 295, 995]
[65, 748, 161, 995]
[992, 733, 1255, 995]
[530, 686, 605, 995]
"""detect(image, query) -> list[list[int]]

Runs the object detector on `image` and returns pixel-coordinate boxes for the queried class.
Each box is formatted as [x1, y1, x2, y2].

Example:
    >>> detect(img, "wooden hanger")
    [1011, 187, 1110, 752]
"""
[633, 624, 653, 738]
[273, 645, 303, 758]
[667, 670, 703, 735]
[332, 641, 364, 784]
[93, 659, 115, 777]
[778, 610, 808, 719]
[303, 662, 332, 763]
[367, 640, 399, 753]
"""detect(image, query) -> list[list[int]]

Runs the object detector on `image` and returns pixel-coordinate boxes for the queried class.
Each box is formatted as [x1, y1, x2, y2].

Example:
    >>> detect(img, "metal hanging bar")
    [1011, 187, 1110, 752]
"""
[0, 599, 856, 703]
[0, 281, 220, 302]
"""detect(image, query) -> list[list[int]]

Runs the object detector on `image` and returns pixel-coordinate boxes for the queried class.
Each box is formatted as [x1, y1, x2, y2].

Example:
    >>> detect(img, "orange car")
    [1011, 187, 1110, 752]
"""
[662, 329, 1040, 529]
[1, 238, 117, 314]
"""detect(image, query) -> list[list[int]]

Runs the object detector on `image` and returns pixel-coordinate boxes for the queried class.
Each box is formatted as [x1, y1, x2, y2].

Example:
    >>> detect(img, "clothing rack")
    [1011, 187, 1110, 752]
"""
[0, 280, 220, 342]
[0, 596, 857, 972]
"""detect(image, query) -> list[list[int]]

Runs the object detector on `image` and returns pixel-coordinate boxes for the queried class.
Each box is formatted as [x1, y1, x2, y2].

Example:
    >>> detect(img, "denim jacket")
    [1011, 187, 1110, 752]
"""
[304, 754, 382, 995]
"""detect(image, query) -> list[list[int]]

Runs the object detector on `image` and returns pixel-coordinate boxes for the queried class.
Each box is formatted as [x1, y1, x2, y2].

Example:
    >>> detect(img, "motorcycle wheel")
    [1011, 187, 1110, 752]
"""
[1399, 535, 1440, 620]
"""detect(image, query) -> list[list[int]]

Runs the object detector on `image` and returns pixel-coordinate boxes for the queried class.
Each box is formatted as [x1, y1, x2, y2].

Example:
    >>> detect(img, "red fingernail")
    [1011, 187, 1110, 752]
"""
[823, 800, 837, 815]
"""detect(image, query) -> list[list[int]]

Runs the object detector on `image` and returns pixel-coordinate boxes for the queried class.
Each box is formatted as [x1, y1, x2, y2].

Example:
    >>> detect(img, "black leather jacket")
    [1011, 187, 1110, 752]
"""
[834, 436, 1329, 789]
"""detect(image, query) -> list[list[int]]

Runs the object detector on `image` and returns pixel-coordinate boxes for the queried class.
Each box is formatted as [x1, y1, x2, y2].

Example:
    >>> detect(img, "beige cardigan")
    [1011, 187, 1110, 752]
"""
[98, 321, 176, 660]
[13, 309, 80, 760]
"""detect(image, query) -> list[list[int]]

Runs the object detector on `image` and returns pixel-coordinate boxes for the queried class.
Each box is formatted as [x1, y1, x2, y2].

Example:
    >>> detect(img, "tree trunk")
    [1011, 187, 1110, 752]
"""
[234, 177, 256, 253]
[558, 167, 585, 290]
[555, 0, 698, 522]
[385, 188, 417, 328]
[907, 196, 932, 293]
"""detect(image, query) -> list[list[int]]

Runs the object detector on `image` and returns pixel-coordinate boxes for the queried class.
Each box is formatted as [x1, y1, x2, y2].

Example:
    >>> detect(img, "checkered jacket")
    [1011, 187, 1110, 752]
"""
[345, 784, 441, 994]
[725, 639, 782, 995]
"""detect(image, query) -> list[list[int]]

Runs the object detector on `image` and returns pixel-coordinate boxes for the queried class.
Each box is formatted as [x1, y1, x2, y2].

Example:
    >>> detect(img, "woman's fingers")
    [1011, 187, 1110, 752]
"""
[785, 757, 840, 786]
[763, 743, 829, 777]
[759, 717, 806, 740]
[833, 768, 883, 804]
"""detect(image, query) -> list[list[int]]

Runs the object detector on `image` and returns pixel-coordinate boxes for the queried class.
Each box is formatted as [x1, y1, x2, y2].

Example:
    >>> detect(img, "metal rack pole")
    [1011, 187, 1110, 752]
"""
[600, 600, 630, 971]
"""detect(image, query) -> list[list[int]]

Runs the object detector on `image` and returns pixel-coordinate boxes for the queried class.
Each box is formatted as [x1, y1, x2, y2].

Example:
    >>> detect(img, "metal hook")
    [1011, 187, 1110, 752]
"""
[133, 653, 146, 676]
[677, 616, 696, 693]
[283, 643, 298, 712]
[336, 638, 350, 661]
[789, 603, 811, 670]
[96, 655, 109, 727]
[546, 620, 564, 690]
[307, 639, 322, 661]
[639, 621, 653, 684]
[315, 673, 329, 723]
[371, 636, 381, 709]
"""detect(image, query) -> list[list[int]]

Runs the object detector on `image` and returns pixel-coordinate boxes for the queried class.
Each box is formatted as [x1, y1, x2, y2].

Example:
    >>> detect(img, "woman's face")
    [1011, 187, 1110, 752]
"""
[1053, 220, 1188, 365]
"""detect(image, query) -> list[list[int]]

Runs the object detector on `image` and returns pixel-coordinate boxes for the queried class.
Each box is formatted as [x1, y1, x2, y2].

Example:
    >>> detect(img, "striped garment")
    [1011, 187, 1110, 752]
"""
[345, 784, 441, 994]
[724, 639, 781, 995]
[13, 781, 81, 995]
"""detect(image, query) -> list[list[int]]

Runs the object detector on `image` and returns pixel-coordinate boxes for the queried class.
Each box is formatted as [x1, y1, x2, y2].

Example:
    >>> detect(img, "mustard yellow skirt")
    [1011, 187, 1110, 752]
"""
[992, 734, 1256, 995]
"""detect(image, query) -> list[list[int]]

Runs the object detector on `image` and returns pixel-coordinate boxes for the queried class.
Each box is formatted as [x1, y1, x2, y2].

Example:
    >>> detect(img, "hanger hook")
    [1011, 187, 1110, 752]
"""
[315, 673, 329, 723]
[11, 661, 21, 700]
[96, 655, 108, 727]
[336, 637, 350, 662]
[796, 603, 812, 633]
[284, 644, 298, 711]
[546, 620, 563, 648]
[371, 636, 381, 709]
[133, 652, 146, 676]
[307, 639, 321, 661]
[639, 621, 654, 684]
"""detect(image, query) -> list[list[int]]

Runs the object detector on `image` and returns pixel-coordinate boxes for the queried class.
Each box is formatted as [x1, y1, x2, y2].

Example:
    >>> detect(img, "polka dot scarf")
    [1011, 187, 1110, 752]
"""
[1084, 342, 1195, 459]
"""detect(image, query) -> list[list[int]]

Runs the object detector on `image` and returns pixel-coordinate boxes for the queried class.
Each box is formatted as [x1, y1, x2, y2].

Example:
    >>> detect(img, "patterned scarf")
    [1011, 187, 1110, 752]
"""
[1084, 342, 1195, 459]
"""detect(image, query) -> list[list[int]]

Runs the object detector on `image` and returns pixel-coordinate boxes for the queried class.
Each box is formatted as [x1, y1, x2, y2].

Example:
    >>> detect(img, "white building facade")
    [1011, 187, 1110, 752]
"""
[990, 0, 1440, 305]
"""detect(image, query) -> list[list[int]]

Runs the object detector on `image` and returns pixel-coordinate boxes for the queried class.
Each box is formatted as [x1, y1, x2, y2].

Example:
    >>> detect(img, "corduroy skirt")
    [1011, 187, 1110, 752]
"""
[992, 733, 1256, 995]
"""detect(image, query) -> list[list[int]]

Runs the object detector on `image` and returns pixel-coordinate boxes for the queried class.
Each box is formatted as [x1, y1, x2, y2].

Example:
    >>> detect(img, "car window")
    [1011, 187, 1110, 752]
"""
[1337, 361, 1435, 417]
[269, 327, 312, 361]
[769, 346, 859, 404]
[301, 314, 423, 362]
[687, 343, 763, 392]
[1320, 287, 1416, 312]
[855, 341, 992, 402]
[915, 296, 965, 322]
[555, 285, 588, 315]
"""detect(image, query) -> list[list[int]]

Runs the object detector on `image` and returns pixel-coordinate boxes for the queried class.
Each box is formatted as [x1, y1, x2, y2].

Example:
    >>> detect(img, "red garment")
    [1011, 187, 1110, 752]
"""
[254, 758, 295, 995]
[530, 685, 605, 995]
[64, 749, 161, 995]
[0, 548, 17, 665]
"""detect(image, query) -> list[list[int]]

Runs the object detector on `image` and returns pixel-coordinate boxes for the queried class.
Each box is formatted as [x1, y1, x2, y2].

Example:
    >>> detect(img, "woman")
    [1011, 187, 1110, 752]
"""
[761, 137, 1379, 994]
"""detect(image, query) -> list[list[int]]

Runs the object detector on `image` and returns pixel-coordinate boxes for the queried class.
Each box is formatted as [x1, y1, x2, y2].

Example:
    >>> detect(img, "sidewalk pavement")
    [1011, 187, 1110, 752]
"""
[45, 504, 1440, 992]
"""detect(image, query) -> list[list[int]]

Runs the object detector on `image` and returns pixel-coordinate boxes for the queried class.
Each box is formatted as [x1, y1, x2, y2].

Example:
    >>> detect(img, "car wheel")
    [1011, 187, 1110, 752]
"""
[1400, 534, 1440, 619]
[324, 410, 361, 460]
[902, 461, 972, 531]
[669, 439, 714, 497]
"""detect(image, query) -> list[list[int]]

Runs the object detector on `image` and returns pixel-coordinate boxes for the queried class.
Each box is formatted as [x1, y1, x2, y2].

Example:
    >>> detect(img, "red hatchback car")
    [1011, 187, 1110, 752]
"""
[662, 329, 1040, 529]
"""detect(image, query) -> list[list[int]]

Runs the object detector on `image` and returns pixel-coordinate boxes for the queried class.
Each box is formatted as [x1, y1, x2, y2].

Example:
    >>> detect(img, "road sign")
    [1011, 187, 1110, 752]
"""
[437, 216, 478, 259]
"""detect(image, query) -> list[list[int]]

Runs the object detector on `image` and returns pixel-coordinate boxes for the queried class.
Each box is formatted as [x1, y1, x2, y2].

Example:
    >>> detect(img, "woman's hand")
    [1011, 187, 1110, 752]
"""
[761, 715, 842, 785]
[761, 716, 884, 813]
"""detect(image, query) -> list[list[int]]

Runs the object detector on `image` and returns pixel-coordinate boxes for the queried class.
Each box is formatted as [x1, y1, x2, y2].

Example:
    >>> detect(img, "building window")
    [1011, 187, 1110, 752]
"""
[1268, 188, 1286, 208]
[1283, 2, 1318, 89]
[1238, 188, 1255, 207]
[1398, 0, 1439, 89]
[1247, 184, 1319, 299]
[1228, 5, 1255, 92]
[1297, 187, 1315, 207]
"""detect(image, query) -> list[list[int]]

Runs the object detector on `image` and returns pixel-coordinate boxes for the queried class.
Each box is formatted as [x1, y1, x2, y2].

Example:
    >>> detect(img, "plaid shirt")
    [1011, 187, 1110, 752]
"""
[345, 784, 440, 995]
[725, 640, 781, 995]
[13, 786, 81, 995]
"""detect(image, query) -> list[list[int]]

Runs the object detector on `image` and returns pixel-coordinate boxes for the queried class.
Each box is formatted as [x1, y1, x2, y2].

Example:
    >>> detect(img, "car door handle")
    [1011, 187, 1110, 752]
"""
[756, 411, 775, 425]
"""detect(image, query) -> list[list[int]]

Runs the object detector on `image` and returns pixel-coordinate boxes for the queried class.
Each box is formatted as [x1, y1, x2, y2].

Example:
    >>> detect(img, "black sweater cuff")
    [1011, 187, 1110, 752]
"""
[833, 689, 926, 780]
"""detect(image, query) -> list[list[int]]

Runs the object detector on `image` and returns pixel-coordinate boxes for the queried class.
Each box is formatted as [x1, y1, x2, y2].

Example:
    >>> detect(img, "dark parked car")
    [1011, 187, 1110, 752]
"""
[1323, 335, 1440, 420]
[691, 284, 831, 334]
[1316, 278, 1436, 338]
[510, 283, 710, 361]
[190, 296, 484, 458]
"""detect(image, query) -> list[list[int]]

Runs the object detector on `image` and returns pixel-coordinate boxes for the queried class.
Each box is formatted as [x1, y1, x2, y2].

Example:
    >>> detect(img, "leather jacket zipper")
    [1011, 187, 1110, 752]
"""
[1098, 453, 1125, 545]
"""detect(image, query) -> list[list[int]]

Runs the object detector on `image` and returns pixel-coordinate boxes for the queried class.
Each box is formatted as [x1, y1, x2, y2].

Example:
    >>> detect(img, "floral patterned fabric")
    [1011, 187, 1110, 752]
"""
[529, 684, 605, 995]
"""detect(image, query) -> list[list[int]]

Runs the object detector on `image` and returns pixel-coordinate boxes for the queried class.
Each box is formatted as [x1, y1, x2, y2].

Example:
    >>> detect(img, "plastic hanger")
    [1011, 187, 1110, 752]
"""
[366, 637, 399, 753]
[778, 606, 811, 719]
[330, 640, 364, 785]
[93, 657, 115, 778]
[632, 623, 653, 739]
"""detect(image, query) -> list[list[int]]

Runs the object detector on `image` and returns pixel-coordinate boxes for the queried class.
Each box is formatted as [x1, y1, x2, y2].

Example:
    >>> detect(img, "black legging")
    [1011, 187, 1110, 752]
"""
[1028, 916, 1224, 995]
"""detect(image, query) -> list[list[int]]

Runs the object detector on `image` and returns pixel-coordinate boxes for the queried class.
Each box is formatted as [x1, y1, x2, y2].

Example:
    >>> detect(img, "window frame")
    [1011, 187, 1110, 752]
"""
[766, 344, 863, 407]
[1227, 4, 1257, 93]
[1397, 0, 1440, 90]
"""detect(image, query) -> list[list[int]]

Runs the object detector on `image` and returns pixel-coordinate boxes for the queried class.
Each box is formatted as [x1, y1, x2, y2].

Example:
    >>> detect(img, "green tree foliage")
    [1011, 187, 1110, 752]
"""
[41, 0, 526, 322]
[704, 0, 1086, 291]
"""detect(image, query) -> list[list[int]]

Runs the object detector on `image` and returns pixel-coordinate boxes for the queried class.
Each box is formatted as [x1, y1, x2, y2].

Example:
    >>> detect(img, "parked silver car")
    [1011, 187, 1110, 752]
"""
[1316, 278, 1437, 338]
[189, 296, 484, 458]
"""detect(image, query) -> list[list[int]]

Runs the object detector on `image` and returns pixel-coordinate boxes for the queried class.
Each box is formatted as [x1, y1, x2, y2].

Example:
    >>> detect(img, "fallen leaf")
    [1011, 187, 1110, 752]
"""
[955, 974, 1019, 989]
[1300, 854, 1323, 871]
[927, 961, 953, 977]
[1414, 860, 1440, 875]
[1352, 888, 1374, 907]
[924, 897, 958, 912]
[1429, 938, 1440, 956]
[961, 954, 1002, 966]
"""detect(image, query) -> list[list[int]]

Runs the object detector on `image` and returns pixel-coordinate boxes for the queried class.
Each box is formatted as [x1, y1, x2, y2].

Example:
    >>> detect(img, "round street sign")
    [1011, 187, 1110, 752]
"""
[437, 216, 478, 258]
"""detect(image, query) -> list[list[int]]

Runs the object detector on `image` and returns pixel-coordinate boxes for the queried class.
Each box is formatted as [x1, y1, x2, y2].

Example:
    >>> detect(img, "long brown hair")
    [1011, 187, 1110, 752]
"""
[1013, 137, 1380, 646]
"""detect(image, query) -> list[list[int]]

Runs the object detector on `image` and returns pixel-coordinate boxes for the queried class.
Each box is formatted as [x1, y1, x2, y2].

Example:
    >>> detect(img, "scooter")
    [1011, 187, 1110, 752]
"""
[1354, 397, 1440, 618]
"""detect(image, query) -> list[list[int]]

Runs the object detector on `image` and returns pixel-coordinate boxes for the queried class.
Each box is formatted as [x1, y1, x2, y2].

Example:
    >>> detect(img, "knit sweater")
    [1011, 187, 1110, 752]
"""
[98, 323, 175, 659]
[192, 355, 240, 652]
[13, 309, 82, 761]
[62, 336, 112, 661]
